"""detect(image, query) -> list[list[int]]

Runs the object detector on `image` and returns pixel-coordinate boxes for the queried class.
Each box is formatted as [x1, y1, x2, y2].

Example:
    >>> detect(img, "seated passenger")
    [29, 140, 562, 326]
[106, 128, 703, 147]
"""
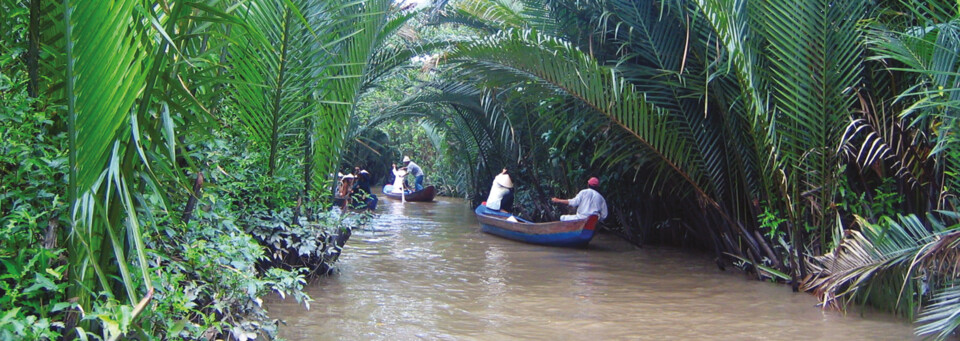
[551, 177, 608, 221]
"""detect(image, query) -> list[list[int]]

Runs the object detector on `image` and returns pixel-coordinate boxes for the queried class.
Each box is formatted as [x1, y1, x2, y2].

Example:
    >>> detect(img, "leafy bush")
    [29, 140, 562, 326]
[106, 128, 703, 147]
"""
[140, 209, 310, 340]
[0, 82, 70, 340]
[247, 209, 358, 278]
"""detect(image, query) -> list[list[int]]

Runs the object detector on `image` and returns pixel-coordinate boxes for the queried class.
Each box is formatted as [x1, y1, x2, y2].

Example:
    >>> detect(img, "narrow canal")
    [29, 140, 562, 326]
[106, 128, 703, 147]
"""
[265, 196, 917, 340]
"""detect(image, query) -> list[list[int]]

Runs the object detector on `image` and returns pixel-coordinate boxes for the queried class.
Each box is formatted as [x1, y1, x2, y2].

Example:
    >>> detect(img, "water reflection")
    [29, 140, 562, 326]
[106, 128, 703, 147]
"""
[265, 196, 916, 340]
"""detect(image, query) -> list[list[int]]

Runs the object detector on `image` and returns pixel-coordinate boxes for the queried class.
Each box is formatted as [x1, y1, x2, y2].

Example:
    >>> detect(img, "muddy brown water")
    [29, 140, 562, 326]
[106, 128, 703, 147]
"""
[265, 196, 917, 340]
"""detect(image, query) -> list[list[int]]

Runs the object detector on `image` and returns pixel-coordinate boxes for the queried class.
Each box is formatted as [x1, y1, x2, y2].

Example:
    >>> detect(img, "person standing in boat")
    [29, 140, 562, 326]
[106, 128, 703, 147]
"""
[485, 168, 514, 213]
[403, 156, 425, 191]
[551, 177, 608, 221]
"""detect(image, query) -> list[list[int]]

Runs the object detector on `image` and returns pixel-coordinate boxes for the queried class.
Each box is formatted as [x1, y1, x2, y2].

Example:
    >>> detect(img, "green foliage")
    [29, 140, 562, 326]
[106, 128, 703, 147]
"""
[2, 0, 379, 338]
[228, 0, 329, 177]
[202, 131, 360, 278]
[0, 83, 69, 341]
[140, 208, 310, 340]
[803, 212, 960, 339]
[0, 93, 65, 250]
[838, 176, 904, 224]
[0, 249, 68, 340]
[0, 0, 28, 83]
[757, 207, 787, 240]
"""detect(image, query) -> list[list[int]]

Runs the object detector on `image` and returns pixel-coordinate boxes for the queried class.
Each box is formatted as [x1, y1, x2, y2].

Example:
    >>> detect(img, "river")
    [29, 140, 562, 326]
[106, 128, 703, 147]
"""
[265, 196, 917, 340]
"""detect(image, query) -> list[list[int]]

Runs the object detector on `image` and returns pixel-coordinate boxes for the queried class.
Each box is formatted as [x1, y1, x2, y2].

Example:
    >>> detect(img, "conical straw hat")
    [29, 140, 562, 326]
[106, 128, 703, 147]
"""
[495, 174, 513, 188]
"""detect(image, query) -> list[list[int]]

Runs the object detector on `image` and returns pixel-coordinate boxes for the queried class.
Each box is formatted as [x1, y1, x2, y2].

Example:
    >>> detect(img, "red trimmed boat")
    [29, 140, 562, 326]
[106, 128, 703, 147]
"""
[474, 205, 598, 247]
[382, 185, 437, 202]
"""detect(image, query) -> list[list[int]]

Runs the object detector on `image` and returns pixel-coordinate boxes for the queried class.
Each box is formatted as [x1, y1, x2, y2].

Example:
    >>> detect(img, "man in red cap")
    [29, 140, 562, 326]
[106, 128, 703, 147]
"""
[551, 177, 608, 221]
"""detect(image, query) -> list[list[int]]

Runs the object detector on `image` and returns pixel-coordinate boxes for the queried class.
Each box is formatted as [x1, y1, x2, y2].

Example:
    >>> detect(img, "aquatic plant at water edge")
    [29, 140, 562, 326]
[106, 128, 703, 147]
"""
[802, 212, 960, 339]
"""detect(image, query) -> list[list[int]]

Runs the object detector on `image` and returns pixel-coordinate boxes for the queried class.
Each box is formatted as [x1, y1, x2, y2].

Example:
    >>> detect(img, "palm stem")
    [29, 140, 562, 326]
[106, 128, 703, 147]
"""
[268, 7, 293, 177]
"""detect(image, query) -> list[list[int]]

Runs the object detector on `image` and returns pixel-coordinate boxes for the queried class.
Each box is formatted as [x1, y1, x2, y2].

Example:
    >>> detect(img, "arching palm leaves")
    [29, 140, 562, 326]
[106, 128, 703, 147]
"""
[64, 0, 156, 324]
[376, 79, 520, 195]
[758, 0, 867, 248]
[448, 28, 712, 205]
[58, 0, 295, 337]
[866, 10, 960, 211]
[313, 0, 415, 190]
[62, 0, 242, 336]
[229, 0, 330, 176]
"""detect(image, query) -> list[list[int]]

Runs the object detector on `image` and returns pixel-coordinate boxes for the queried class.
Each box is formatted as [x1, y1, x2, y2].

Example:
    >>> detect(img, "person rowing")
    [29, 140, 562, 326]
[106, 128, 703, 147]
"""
[402, 156, 425, 191]
[485, 168, 514, 213]
[550, 177, 608, 221]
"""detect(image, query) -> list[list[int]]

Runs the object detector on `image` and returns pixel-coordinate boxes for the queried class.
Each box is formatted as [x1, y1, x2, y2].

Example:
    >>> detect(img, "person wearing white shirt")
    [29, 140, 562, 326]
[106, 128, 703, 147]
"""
[389, 163, 407, 193]
[551, 177, 608, 221]
[485, 168, 514, 213]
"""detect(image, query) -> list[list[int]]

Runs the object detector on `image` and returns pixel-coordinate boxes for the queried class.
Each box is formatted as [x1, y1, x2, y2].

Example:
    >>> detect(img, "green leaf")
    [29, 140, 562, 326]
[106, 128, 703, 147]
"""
[23, 273, 58, 294]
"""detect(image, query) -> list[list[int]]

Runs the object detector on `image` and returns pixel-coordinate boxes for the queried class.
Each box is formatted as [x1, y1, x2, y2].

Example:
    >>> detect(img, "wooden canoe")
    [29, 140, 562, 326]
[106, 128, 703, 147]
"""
[474, 205, 598, 247]
[382, 185, 437, 202]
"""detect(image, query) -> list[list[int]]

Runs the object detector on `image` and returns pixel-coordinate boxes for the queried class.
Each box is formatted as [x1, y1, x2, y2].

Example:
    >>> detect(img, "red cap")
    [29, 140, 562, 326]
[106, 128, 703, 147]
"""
[588, 177, 599, 186]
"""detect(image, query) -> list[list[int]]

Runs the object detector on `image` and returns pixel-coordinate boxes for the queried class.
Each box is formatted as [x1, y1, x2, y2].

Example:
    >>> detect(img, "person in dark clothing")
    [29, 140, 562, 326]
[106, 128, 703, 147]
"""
[353, 166, 372, 195]
[352, 166, 377, 210]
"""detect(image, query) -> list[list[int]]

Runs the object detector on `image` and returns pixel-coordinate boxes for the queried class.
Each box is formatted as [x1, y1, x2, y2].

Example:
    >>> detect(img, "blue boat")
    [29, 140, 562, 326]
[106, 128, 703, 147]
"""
[474, 205, 598, 247]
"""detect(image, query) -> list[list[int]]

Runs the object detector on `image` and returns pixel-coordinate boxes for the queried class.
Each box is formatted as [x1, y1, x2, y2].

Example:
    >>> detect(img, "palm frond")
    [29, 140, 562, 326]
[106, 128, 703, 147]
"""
[228, 0, 326, 176]
[916, 281, 960, 340]
[758, 0, 867, 243]
[867, 15, 960, 209]
[803, 213, 960, 324]
[313, 0, 401, 189]
[692, 0, 783, 210]
[69, 0, 151, 193]
[64, 0, 170, 328]
[449, 28, 710, 200]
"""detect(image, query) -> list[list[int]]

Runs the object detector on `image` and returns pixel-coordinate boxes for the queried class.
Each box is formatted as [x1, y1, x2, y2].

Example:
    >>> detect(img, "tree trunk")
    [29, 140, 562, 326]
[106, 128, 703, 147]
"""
[181, 172, 204, 224]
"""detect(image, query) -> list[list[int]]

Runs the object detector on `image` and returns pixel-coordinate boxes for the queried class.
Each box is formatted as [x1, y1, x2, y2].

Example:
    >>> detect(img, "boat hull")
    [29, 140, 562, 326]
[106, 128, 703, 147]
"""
[382, 185, 437, 202]
[474, 205, 597, 247]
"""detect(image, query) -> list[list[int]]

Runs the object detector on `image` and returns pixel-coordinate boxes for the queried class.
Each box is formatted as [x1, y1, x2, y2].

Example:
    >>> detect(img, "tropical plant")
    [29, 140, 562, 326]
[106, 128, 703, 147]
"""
[55, 0, 376, 337]
[62, 0, 160, 336]
[852, 0, 960, 213]
[228, 0, 331, 177]
[802, 213, 960, 339]
[320, 0, 428, 192]
[0, 90, 69, 340]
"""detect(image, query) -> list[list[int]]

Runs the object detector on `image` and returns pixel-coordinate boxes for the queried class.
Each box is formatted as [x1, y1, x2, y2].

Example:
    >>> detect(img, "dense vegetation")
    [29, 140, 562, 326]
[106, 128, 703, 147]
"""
[0, 0, 403, 339]
[1, 0, 959, 340]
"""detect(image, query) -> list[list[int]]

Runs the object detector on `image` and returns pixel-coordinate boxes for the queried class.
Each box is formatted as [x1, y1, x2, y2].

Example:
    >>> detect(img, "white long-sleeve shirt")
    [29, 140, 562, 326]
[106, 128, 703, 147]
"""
[391, 167, 407, 193]
[561, 188, 608, 221]
[485, 174, 512, 210]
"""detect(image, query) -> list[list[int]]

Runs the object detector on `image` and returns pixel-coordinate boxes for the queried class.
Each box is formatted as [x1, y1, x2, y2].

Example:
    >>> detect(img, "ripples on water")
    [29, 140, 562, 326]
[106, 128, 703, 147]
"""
[265, 197, 917, 340]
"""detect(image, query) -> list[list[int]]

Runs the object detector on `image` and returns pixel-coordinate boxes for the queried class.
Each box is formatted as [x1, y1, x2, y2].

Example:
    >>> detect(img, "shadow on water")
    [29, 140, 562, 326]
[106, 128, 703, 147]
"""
[265, 196, 918, 341]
